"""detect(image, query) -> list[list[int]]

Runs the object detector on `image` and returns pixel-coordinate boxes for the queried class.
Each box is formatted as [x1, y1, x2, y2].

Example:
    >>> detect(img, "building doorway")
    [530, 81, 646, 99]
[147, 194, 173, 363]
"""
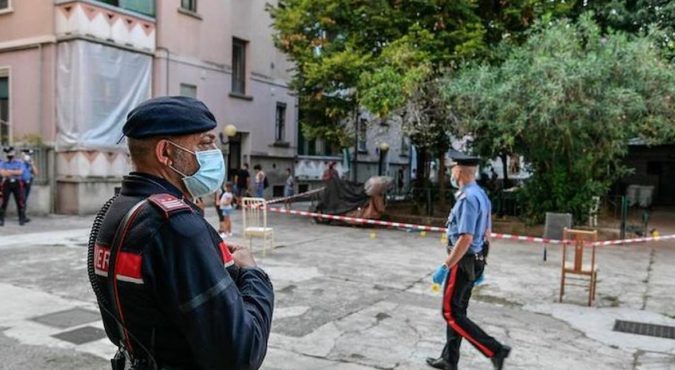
[226, 133, 242, 182]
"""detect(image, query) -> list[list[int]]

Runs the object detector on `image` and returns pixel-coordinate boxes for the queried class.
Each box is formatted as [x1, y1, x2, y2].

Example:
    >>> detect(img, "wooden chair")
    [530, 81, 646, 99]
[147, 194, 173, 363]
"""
[560, 228, 598, 306]
[242, 197, 274, 256]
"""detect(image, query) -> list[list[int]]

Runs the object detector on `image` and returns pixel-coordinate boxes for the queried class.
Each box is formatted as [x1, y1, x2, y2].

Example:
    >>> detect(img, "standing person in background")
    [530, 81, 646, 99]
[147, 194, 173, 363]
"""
[0, 147, 28, 226]
[283, 168, 294, 210]
[253, 164, 266, 198]
[21, 149, 38, 222]
[322, 161, 339, 182]
[234, 163, 251, 208]
[214, 183, 227, 235]
[219, 182, 235, 238]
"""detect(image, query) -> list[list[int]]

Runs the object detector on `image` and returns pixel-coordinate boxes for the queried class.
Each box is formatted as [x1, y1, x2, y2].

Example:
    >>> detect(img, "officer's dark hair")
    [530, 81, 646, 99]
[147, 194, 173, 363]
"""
[253, 164, 261, 170]
[127, 137, 156, 167]
[128, 136, 191, 169]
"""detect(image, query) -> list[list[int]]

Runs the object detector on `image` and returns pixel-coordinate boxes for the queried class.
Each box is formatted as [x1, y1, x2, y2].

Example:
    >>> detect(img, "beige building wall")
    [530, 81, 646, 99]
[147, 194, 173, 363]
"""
[0, 0, 54, 43]
[0, 0, 57, 143]
[154, 0, 297, 196]
[0, 1, 58, 215]
[1, 0, 299, 212]
[0, 45, 57, 143]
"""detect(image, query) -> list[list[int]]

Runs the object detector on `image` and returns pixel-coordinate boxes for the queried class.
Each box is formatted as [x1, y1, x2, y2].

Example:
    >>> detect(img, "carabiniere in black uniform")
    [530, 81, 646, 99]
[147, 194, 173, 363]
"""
[88, 96, 274, 370]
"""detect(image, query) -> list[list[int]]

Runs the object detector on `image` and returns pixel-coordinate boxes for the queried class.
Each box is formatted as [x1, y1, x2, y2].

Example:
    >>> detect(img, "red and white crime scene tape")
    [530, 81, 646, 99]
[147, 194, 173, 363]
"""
[265, 206, 675, 247]
[592, 234, 675, 246]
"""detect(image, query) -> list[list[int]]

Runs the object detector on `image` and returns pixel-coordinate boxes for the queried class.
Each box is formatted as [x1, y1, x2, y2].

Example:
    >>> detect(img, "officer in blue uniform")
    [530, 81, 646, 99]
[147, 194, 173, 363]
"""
[21, 149, 38, 203]
[0, 147, 28, 226]
[427, 154, 510, 370]
[88, 96, 274, 370]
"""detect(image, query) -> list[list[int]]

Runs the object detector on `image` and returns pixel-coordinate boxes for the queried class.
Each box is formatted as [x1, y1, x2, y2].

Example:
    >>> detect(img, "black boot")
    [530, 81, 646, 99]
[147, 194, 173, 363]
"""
[425, 357, 456, 370]
[0, 219, 4, 226]
[491, 345, 511, 370]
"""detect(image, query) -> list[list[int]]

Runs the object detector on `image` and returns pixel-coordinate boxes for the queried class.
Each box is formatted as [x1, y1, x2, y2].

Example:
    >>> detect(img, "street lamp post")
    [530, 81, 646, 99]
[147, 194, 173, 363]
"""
[378, 142, 389, 176]
[219, 124, 238, 180]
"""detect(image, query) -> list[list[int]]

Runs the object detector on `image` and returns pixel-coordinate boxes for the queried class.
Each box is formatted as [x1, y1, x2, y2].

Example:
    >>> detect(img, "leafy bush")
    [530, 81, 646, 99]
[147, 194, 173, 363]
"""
[443, 14, 675, 223]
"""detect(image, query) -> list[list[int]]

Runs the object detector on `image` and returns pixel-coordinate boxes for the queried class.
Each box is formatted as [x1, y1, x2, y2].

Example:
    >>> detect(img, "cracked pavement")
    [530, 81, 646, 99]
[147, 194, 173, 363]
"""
[0, 205, 674, 369]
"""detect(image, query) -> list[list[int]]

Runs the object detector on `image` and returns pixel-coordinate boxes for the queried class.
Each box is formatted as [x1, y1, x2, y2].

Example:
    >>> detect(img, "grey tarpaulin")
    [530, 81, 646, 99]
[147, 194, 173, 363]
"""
[56, 40, 151, 151]
[313, 177, 369, 216]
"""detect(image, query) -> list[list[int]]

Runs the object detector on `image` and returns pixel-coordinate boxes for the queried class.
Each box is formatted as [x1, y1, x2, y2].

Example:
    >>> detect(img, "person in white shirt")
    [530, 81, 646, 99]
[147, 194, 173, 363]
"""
[283, 168, 294, 210]
[219, 182, 234, 238]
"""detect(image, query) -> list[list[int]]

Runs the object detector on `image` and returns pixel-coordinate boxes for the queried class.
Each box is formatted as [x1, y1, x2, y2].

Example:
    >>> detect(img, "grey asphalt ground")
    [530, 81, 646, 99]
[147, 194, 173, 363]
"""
[0, 204, 674, 369]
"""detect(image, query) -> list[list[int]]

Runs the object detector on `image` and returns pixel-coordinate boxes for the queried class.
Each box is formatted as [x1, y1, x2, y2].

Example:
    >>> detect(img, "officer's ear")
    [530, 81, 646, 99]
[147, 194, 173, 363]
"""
[156, 139, 173, 167]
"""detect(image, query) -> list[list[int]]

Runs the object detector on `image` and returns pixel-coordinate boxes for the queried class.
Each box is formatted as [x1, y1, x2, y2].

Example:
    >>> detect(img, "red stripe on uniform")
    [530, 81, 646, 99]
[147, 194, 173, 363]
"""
[115, 251, 143, 280]
[442, 266, 495, 357]
[218, 241, 234, 267]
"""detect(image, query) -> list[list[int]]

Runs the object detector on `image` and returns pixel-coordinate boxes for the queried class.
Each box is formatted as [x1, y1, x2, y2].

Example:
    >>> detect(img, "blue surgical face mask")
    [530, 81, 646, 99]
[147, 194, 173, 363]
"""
[168, 141, 225, 199]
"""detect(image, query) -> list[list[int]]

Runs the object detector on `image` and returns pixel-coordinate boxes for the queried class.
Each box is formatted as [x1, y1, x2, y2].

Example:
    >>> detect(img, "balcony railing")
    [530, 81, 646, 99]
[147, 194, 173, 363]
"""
[92, 0, 155, 18]
[55, 0, 156, 52]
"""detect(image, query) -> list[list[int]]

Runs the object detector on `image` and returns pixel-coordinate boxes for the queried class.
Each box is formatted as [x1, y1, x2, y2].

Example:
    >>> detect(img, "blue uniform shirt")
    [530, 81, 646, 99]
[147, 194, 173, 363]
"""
[0, 159, 24, 180]
[447, 181, 492, 254]
[22, 161, 34, 182]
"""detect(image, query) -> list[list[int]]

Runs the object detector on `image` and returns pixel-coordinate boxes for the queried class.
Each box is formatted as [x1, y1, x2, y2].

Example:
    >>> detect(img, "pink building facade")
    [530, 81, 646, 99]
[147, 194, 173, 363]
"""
[0, 0, 297, 214]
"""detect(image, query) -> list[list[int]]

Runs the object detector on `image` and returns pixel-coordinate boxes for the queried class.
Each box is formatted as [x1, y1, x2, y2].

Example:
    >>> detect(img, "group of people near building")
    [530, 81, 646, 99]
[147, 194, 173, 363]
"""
[0, 146, 38, 226]
[212, 163, 296, 238]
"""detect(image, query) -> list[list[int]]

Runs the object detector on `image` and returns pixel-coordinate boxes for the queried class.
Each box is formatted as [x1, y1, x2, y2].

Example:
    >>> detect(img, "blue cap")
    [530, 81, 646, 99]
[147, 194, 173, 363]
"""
[123, 96, 217, 139]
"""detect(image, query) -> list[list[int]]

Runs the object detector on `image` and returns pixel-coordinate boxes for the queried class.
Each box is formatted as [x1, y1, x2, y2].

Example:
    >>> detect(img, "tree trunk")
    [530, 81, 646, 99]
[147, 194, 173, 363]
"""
[500, 152, 509, 188]
[416, 147, 427, 189]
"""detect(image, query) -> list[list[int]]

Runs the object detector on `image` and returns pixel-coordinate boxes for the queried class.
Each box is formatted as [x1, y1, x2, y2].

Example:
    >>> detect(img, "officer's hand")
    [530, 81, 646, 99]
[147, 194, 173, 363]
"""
[229, 244, 257, 268]
[432, 264, 449, 285]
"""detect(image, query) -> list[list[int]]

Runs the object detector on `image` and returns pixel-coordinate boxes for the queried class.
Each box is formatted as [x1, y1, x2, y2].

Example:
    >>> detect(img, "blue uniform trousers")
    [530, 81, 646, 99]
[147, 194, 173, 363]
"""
[0, 179, 27, 223]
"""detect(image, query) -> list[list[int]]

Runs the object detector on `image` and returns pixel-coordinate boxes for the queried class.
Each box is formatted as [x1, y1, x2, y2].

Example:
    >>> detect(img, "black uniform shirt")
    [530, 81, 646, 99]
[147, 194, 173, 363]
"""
[92, 172, 274, 370]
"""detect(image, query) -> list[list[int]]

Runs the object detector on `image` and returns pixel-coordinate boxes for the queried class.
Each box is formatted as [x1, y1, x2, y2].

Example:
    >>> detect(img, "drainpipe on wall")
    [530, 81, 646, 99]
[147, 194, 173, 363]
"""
[155, 47, 171, 96]
[51, 42, 57, 214]
[38, 42, 54, 215]
[38, 43, 44, 139]
[166, 48, 170, 95]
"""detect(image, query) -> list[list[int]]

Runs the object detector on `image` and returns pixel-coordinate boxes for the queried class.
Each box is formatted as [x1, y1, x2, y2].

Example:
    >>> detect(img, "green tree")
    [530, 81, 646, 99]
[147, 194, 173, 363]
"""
[580, 0, 675, 60]
[267, 0, 485, 190]
[443, 14, 675, 222]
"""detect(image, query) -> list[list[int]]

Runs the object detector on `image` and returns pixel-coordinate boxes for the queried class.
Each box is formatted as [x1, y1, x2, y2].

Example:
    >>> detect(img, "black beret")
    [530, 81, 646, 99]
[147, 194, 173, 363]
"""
[449, 152, 480, 166]
[3, 146, 15, 156]
[123, 96, 217, 139]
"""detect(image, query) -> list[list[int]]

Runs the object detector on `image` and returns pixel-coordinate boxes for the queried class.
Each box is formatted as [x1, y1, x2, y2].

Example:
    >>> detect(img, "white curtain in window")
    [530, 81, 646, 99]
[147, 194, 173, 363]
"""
[56, 40, 151, 151]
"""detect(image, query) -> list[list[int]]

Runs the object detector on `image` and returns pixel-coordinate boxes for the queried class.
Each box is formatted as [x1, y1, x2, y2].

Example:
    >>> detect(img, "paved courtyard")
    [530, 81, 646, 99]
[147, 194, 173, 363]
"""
[0, 205, 674, 369]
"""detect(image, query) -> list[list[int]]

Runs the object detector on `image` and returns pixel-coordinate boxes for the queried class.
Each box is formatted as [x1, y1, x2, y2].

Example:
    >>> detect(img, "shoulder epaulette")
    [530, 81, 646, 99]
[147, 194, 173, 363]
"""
[147, 193, 193, 219]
